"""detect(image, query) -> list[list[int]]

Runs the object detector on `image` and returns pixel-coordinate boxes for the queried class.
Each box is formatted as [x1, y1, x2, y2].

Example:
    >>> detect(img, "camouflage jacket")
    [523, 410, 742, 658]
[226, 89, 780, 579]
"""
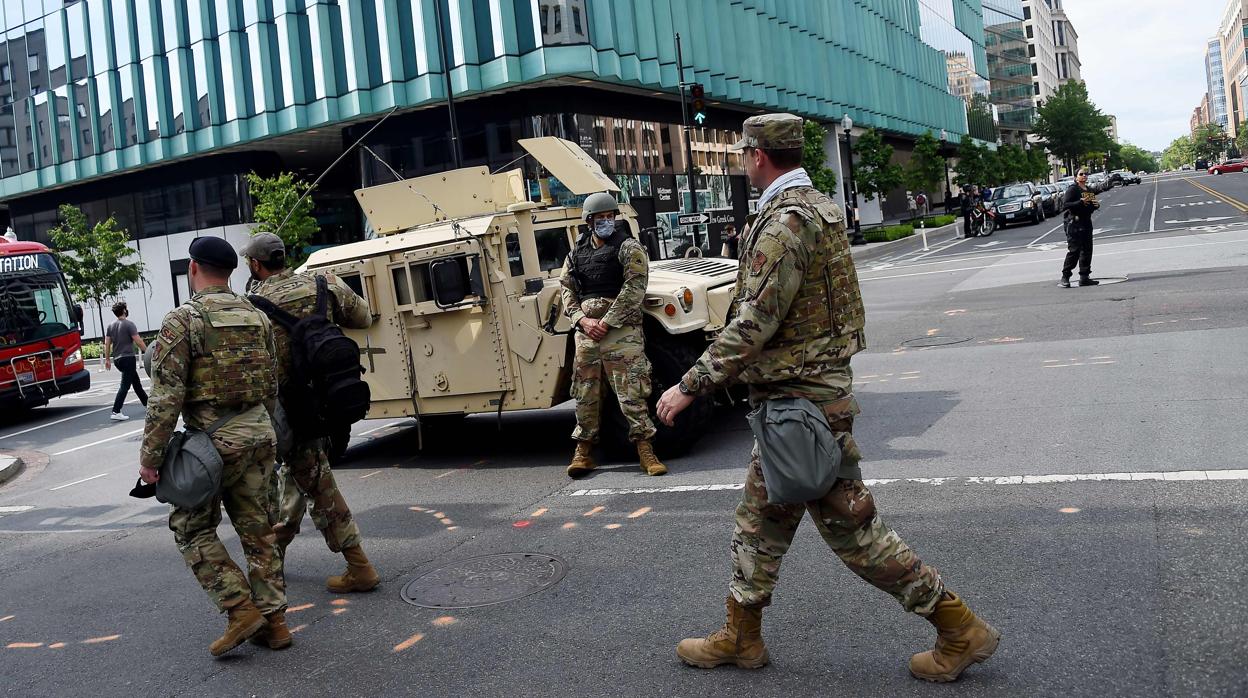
[560, 234, 649, 328]
[250, 269, 372, 386]
[680, 185, 866, 419]
[139, 286, 278, 468]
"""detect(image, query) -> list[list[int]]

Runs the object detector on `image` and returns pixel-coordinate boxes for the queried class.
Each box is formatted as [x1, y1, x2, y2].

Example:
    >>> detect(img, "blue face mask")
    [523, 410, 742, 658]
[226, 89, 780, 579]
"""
[593, 218, 615, 238]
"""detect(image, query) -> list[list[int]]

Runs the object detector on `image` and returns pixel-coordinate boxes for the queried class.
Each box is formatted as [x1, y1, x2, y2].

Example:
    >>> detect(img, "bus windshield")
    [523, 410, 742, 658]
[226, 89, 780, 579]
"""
[0, 253, 77, 347]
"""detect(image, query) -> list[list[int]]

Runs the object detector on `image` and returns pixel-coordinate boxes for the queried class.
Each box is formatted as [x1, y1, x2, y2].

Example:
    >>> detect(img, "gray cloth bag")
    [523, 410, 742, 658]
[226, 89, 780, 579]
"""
[155, 412, 235, 510]
[747, 397, 842, 504]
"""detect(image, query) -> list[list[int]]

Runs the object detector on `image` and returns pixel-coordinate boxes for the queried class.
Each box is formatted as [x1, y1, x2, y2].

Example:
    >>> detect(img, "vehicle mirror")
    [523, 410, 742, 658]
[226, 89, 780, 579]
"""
[72, 304, 83, 324]
[430, 258, 470, 308]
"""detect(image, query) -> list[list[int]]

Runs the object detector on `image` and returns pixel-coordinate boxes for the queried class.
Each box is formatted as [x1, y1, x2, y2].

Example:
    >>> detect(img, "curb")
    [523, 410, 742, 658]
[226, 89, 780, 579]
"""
[0, 454, 23, 487]
[850, 221, 961, 265]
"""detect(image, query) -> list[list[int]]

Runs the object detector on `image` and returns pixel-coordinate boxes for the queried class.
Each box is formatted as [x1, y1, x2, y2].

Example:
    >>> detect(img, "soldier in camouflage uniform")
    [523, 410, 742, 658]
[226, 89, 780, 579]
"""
[657, 114, 1000, 682]
[241, 232, 379, 594]
[560, 192, 667, 477]
[137, 236, 289, 657]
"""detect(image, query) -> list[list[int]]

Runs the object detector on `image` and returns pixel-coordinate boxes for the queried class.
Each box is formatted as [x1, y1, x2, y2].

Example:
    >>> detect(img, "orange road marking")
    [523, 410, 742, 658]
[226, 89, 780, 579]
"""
[583, 506, 605, 517]
[562, 522, 577, 529]
[0, 615, 13, 622]
[530, 508, 548, 517]
[48, 642, 66, 649]
[393, 633, 425, 652]
[7, 642, 42, 649]
[431, 616, 457, 627]
[1059, 507, 1081, 514]
[439, 518, 453, 525]
[447, 526, 459, 531]
[627, 507, 651, 519]
[604, 523, 622, 530]
[81, 635, 121, 644]
[289, 624, 308, 634]
[333, 608, 348, 615]
[432, 512, 445, 518]
[288, 603, 314, 613]
[330, 599, 350, 606]
[409, 506, 425, 512]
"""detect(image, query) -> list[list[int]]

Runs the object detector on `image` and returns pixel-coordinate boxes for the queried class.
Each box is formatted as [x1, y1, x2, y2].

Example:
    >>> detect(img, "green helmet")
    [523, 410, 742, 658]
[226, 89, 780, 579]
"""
[582, 192, 619, 221]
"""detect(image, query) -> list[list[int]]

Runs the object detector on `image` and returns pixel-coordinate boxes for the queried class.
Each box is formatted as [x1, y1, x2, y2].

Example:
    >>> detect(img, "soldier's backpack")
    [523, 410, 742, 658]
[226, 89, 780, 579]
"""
[250, 275, 371, 436]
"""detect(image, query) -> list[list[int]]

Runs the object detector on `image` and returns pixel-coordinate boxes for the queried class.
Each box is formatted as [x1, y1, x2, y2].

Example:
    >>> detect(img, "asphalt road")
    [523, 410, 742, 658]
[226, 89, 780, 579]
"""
[3, 176, 1248, 696]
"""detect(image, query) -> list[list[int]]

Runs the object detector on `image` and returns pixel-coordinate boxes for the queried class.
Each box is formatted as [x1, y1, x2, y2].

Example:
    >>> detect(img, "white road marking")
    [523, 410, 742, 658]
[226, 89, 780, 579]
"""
[48, 473, 109, 491]
[356, 420, 407, 437]
[1163, 217, 1233, 224]
[1150, 175, 1159, 232]
[1161, 194, 1203, 200]
[861, 235, 1248, 282]
[0, 505, 33, 514]
[1028, 222, 1065, 248]
[0, 407, 112, 441]
[974, 241, 1003, 248]
[52, 428, 143, 456]
[908, 235, 974, 262]
[568, 469, 1248, 496]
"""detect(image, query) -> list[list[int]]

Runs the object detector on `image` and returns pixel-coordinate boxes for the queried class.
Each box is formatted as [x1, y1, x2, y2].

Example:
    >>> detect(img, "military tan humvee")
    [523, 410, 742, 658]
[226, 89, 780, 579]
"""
[302, 138, 739, 457]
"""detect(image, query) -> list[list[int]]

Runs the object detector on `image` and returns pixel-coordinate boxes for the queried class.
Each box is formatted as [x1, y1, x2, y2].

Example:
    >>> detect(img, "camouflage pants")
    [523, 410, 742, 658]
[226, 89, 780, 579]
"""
[266, 438, 361, 553]
[169, 442, 286, 614]
[730, 446, 945, 616]
[571, 323, 657, 443]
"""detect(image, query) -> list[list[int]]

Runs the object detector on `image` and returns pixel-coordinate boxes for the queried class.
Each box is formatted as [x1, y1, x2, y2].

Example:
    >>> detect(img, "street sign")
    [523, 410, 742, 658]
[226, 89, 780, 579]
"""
[678, 213, 709, 226]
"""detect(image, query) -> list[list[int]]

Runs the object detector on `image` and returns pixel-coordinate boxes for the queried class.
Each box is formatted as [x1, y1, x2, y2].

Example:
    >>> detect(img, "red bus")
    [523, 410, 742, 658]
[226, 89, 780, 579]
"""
[0, 240, 90, 410]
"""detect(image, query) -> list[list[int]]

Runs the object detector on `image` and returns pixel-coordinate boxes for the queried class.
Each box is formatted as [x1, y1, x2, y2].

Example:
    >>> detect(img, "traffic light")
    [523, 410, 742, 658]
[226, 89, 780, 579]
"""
[691, 83, 706, 125]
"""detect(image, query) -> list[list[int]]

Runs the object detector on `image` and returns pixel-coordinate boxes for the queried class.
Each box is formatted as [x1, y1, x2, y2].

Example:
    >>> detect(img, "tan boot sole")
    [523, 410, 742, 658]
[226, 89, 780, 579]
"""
[645, 465, 667, 476]
[566, 465, 595, 478]
[676, 647, 769, 670]
[910, 625, 1001, 683]
[327, 576, 380, 593]
[210, 616, 266, 657]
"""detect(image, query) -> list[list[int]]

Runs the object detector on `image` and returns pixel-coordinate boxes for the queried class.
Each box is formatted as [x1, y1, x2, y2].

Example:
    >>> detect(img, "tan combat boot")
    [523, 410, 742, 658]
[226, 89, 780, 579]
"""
[637, 440, 667, 476]
[909, 591, 1001, 682]
[327, 545, 380, 593]
[209, 601, 265, 657]
[676, 596, 769, 669]
[249, 611, 293, 650]
[566, 441, 597, 478]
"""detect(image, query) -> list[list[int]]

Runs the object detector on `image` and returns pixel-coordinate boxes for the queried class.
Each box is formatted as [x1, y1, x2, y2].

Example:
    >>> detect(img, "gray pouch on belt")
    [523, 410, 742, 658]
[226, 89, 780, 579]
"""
[747, 398, 842, 504]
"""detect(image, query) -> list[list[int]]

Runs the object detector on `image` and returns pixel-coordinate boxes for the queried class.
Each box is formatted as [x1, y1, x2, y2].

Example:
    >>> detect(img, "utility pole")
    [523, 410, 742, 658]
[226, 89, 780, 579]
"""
[675, 33, 700, 250]
[433, 0, 463, 168]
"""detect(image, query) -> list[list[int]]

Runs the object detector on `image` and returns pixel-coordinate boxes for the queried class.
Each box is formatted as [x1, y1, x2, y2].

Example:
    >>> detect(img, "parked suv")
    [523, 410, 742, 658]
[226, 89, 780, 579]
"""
[989, 182, 1043, 227]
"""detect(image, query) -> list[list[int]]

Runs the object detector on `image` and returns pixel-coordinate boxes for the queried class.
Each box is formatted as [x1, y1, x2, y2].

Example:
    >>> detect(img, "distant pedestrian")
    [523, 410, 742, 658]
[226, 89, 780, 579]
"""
[1059, 169, 1100, 288]
[960, 186, 978, 238]
[103, 301, 148, 421]
[944, 187, 954, 214]
[906, 192, 917, 219]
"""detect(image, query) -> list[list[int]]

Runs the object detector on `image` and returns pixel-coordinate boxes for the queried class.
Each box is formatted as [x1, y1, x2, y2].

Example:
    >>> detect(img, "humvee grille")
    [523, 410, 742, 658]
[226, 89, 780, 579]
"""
[651, 258, 737, 276]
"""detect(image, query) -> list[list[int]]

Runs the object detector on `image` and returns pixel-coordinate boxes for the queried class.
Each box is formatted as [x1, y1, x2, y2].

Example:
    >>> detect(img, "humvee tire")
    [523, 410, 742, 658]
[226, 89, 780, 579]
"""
[601, 319, 712, 460]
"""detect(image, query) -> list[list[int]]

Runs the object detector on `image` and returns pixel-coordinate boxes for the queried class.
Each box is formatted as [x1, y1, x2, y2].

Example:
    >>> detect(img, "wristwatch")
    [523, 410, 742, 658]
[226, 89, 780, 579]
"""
[678, 381, 694, 396]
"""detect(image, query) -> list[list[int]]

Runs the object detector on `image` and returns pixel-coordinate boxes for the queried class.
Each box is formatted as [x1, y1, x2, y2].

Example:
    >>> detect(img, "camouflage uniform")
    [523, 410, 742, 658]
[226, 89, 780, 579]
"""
[560, 233, 657, 443]
[140, 286, 286, 615]
[251, 269, 372, 552]
[680, 114, 944, 616]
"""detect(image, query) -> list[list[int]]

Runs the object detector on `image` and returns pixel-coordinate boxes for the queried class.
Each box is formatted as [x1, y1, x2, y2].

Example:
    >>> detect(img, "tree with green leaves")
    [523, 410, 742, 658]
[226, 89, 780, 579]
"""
[1026, 146, 1052, 182]
[1192, 122, 1228, 162]
[48, 204, 144, 337]
[1161, 135, 1195, 170]
[995, 144, 1031, 183]
[852, 127, 903, 202]
[244, 171, 319, 264]
[1032, 81, 1112, 174]
[904, 130, 946, 203]
[952, 135, 991, 188]
[1117, 143, 1158, 173]
[801, 120, 837, 197]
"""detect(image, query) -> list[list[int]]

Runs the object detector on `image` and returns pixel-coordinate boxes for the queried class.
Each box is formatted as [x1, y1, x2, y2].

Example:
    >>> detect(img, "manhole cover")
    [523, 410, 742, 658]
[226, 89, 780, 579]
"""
[900, 336, 973, 348]
[400, 553, 568, 609]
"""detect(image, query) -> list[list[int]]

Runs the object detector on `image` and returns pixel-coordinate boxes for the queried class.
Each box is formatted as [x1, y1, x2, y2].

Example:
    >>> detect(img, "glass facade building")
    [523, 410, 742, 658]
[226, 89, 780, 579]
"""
[2, 0, 988, 337]
[1208, 37, 1229, 128]
[984, 0, 1032, 136]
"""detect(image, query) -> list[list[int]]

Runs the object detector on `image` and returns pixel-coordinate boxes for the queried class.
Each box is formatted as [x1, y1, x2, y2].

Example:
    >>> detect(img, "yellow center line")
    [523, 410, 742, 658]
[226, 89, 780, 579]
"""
[1184, 177, 1248, 213]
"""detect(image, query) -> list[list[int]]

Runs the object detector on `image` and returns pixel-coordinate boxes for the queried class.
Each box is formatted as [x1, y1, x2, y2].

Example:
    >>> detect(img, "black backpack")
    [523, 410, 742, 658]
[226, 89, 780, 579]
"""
[250, 275, 370, 435]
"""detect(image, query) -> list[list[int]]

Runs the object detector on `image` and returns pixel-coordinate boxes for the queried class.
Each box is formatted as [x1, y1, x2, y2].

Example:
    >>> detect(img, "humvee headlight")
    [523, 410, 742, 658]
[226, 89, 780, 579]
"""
[664, 303, 677, 317]
[679, 287, 694, 312]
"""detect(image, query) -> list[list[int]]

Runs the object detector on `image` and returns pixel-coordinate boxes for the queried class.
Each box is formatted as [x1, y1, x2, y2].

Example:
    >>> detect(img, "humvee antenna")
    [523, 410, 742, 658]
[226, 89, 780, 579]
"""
[489, 152, 530, 175]
[272, 105, 399, 239]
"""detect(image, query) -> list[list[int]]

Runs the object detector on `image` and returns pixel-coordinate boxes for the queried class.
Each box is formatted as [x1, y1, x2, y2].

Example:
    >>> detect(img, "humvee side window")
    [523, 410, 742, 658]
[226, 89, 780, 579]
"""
[409, 263, 433, 303]
[505, 233, 524, 276]
[535, 227, 571, 272]
[341, 273, 365, 299]
[391, 266, 412, 305]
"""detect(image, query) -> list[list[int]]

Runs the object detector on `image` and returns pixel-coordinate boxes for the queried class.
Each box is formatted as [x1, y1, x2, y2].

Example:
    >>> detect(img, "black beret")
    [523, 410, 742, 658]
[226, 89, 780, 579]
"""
[188, 236, 238, 270]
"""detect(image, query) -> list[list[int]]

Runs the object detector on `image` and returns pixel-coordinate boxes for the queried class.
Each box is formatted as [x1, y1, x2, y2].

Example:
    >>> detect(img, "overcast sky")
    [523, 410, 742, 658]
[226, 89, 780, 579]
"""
[1062, 0, 1225, 152]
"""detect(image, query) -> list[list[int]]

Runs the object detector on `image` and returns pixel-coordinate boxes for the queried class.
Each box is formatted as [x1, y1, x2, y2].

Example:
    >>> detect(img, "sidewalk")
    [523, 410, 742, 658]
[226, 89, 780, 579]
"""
[849, 220, 962, 265]
[0, 452, 23, 486]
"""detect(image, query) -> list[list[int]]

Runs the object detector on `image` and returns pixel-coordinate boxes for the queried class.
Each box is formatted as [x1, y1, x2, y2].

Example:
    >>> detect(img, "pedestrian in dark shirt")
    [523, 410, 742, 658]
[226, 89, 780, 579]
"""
[1059, 170, 1100, 287]
[720, 224, 740, 259]
[103, 301, 148, 420]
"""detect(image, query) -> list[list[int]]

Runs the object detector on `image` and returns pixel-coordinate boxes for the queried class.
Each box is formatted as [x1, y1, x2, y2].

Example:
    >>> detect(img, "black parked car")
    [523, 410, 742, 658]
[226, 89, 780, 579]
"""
[989, 183, 1044, 227]
[1034, 184, 1061, 216]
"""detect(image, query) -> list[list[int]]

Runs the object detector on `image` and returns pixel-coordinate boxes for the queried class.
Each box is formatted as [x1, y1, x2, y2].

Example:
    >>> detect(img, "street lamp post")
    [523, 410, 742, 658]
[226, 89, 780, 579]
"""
[842, 114, 864, 245]
[940, 128, 951, 213]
